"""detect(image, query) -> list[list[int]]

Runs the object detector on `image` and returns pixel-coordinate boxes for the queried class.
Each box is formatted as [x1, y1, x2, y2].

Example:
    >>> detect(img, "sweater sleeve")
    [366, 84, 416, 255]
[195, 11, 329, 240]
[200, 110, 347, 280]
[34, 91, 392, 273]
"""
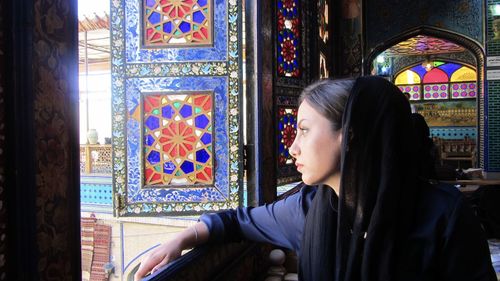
[438, 197, 497, 281]
[199, 185, 315, 252]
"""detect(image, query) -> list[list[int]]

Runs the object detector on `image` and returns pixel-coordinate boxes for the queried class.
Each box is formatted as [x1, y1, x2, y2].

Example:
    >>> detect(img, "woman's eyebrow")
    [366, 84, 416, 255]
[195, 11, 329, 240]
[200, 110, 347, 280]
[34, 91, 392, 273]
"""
[297, 119, 308, 127]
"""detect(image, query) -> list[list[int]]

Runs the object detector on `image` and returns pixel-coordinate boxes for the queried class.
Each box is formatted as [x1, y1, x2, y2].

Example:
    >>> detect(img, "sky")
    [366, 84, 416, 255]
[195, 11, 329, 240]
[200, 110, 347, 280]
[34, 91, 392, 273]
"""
[78, 0, 109, 18]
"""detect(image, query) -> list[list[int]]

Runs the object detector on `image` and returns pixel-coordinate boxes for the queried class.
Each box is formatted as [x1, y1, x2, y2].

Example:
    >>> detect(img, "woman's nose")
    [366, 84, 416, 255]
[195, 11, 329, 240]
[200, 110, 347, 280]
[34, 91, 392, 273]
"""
[289, 137, 299, 158]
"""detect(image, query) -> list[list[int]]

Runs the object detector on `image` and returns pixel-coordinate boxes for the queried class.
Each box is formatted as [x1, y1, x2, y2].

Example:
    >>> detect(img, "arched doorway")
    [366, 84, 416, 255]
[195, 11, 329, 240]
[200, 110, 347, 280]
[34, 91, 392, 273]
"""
[365, 27, 485, 171]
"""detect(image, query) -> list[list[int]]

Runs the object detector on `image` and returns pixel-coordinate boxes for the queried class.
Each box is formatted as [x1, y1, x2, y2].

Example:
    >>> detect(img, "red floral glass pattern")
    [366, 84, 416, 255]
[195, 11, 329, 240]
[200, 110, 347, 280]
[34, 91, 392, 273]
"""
[144, 0, 212, 46]
[144, 93, 213, 185]
[277, 0, 301, 77]
[278, 108, 297, 165]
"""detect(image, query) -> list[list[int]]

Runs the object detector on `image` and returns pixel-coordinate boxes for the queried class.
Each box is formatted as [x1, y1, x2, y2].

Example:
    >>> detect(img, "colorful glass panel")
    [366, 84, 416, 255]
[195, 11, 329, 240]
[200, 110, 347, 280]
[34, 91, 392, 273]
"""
[437, 62, 461, 77]
[423, 68, 448, 83]
[143, 93, 213, 186]
[409, 65, 428, 79]
[394, 70, 421, 85]
[398, 85, 421, 100]
[278, 108, 297, 166]
[423, 83, 449, 100]
[143, 0, 212, 46]
[450, 66, 476, 82]
[277, 0, 301, 77]
[450, 82, 477, 99]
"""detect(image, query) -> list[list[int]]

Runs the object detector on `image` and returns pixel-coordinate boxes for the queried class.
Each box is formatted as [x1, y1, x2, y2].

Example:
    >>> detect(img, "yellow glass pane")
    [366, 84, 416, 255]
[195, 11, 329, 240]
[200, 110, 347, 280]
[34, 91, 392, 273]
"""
[395, 70, 421, 85]
[450, 66, 476, 82]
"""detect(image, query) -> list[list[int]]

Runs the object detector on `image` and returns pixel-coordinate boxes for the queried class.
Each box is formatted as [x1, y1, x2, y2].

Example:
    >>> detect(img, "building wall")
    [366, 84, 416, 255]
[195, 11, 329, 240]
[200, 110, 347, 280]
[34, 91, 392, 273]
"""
[486, 0, 500, 173]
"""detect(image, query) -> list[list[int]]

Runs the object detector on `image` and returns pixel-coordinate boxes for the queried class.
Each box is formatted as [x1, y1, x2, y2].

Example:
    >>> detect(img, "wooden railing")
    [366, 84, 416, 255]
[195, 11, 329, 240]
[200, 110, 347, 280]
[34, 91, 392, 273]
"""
[80, 144, 112, 175]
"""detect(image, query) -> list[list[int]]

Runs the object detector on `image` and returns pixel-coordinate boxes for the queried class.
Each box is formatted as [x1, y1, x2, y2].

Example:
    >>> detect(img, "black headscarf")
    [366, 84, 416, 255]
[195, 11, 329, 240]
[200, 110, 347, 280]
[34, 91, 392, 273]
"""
[300, 76, 418, 281]
[411, 113, 437, 180]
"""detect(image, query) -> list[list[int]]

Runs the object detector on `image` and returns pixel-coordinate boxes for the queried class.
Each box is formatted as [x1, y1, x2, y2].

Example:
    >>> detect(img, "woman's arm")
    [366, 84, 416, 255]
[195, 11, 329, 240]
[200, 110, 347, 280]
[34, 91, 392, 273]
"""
[134, 221, 209, 281]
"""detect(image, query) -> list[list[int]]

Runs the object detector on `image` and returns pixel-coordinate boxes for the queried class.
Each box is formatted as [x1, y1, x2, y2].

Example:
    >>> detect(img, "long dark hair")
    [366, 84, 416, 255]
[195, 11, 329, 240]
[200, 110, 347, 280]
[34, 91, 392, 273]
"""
[299, 79, 355, 131]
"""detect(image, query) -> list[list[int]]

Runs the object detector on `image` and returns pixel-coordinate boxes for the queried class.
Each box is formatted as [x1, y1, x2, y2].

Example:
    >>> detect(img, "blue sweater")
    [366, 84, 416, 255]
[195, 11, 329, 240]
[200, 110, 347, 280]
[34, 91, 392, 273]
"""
[199, 184, 497, 280]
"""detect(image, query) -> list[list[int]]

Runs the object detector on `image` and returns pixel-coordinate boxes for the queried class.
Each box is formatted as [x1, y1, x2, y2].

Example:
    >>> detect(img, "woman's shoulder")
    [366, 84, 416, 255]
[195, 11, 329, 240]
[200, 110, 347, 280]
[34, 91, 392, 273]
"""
[416, 181, 464, 218]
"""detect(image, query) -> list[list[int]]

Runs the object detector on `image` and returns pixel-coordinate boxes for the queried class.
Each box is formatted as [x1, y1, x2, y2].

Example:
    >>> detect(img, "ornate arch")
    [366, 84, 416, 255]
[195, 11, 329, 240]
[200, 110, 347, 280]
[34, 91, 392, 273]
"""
[364, 26, 485, 168]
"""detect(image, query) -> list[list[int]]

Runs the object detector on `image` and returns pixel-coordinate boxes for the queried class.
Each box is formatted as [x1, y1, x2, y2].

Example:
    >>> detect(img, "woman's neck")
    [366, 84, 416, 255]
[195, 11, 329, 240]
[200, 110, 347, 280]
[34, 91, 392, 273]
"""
[324, 173, 341, 195]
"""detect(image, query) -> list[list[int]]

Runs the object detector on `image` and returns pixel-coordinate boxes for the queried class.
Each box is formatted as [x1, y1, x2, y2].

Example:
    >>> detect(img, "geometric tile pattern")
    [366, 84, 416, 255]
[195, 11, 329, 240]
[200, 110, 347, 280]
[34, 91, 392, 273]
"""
[278, 107, 297, 166]
[277, 0, 301, 77]
[112, 0, 242, 215]
[144, 93, 213, 185]
[143, 0, 212, 46]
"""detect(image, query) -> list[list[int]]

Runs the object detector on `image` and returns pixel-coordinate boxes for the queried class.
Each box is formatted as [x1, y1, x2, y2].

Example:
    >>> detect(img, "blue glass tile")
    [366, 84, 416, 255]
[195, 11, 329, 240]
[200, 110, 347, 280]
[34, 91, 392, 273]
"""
[196, 149, 210, 163]
[279, 143, 285, 153]
[163, 161, 176, 174]
[145, 116, 160, 130]
[148, 12, 161, 25]
[162, 105, 174, 119]
[163, 22, 173, 33]
[147, 151, 161, 164]
[279, 122, 284, 131]
[193, 11, 205, 24]
[179, 105, 193, 118]
[145, 134, 155, 146]
[198, 0, 207, 7]
[201, 133, 212, 145]
[146, 0, 156, 7]
[195, 114, 210, 129]
[179, 22, 191, 33]
[180, 161, 194, 174]
[410, 65, 427, 79]
[438, 63, 461, 77]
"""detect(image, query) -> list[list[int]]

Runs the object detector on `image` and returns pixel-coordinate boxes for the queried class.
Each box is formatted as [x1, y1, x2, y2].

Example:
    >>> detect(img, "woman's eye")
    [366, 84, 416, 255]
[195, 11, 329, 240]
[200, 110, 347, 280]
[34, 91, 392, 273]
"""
[299, 127, 308, 134]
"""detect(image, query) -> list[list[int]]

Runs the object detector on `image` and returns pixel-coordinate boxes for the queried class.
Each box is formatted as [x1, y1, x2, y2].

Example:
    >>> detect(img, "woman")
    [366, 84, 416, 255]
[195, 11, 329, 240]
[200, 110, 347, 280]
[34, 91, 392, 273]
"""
[135, 77, 496, 281]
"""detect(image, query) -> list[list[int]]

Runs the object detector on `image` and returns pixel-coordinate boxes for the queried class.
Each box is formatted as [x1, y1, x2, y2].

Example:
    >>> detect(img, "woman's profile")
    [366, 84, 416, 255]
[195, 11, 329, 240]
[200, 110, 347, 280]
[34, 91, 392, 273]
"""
[135, 77, 496, 281]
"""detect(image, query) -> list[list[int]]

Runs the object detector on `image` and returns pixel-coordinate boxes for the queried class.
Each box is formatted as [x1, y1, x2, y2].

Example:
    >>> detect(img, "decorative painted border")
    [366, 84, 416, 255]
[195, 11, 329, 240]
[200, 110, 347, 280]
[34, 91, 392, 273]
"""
[126, 0, 228, 63]
[112, 0, 242, 216]
[126, 62, 228, 77]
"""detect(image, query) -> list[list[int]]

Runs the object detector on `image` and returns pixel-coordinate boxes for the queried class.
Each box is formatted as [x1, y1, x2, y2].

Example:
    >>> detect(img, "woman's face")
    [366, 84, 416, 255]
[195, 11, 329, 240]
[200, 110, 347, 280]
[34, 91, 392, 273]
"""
[289, 100, 342, 188]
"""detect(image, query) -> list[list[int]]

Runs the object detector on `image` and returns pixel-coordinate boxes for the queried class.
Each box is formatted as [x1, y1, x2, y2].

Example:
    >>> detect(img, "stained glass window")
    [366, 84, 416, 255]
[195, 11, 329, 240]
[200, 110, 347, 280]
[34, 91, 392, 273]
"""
[398, 85, 421, 100]
[277, 0, 301, 77]
[278, 108, 297, 166]
[423, 84, 448, 100]
[450, 82, 477, 99]
[143, 0, 212, 47]
[394, 61, 477, 102]
[395, 70, 421, 85]
[422, 68, 448, 83]
[450, 66, 476, 82]
[143, 93, 213, 186]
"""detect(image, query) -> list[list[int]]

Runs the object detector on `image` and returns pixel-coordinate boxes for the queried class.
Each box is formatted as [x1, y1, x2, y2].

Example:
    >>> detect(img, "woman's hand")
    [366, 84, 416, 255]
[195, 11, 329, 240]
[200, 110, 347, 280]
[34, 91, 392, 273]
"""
[134, 222, 209, 281]
[134, 241, 183, 280]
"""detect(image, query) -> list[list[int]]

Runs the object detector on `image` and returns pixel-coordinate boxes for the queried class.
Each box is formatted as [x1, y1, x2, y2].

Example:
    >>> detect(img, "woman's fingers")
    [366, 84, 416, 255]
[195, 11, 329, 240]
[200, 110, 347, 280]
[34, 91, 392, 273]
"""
[134, 252, 165, 281]
[151, 256, 171, 274]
